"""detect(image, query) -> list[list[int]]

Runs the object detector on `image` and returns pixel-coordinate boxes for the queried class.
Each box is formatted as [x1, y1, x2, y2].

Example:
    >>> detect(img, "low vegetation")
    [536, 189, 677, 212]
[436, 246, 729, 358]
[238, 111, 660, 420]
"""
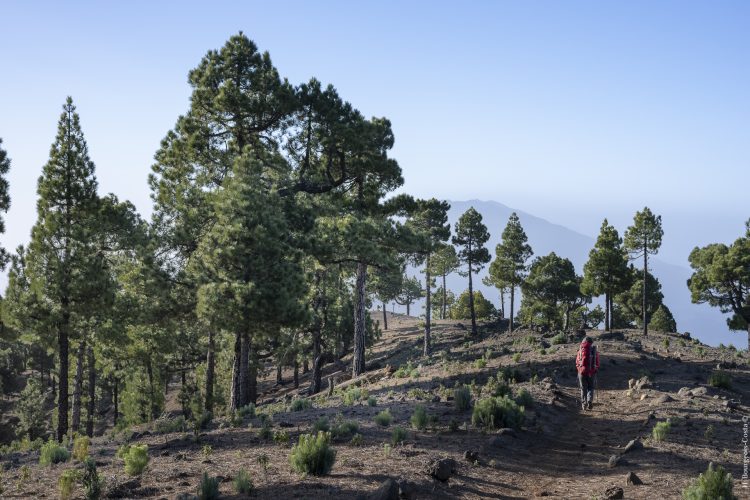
[472, 395, 525, 429]
[289, 432, 336, 476]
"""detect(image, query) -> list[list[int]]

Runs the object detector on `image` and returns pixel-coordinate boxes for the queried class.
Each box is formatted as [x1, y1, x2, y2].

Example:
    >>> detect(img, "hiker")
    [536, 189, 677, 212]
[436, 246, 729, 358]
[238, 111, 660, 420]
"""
[576, 336, 599, 410]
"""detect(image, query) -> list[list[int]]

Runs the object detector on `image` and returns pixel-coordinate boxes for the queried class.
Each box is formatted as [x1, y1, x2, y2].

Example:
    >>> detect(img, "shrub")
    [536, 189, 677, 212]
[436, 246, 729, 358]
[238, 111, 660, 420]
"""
[391, 426, 408, 445]
[512, 353, 521, 363]
[550, 333, 567, 345]
[58, 469, 79, 500]
[72, 435, 90, 461]
[374, 409, 393, 427]
[312, 417, 330, 433]
[122, 444, 149, 476]
[474, 358, 487, 369]
[238, 403, 256, 418]
[350, 433, 363, 446]
[289, 398, 312, 412]
[454, 385, 472, 411]
[393, 362, 418, 378]
[472, 396, 525, 429]
[514, 388, 534, 408]
[331, 418, 359, 439]
[17, 378, 47, 440]
[289, 432, 336, 476]
[81, 458, 103, 500]
[233, 469, 253, 495]
[202, 444, 213, 458]
[704, 424, 715, 441]
[449, 418, 460, 432]
[500, 366, 523, 383]
[40, 439, 70, 465]
[367, 396, 377, 407]
[198, 472, 220, 500]
[450, 290, 496, 319]
[682, 462, 735, 500]
[708, 371, 731, 390]
[193, 410, 213, 431]
[484, 376, 511, 398]
[410, 405, 428, 430]
[382, 443, 392, 458]
[652, 421, 671, 442]
[259, 421, 273, 440]
[273, 430, 290, 446]
[154, 415, 187, 434]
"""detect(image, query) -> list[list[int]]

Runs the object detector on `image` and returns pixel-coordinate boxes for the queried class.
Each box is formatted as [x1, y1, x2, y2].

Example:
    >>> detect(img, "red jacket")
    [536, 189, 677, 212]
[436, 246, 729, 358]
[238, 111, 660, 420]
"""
[576, 340, 599, 376]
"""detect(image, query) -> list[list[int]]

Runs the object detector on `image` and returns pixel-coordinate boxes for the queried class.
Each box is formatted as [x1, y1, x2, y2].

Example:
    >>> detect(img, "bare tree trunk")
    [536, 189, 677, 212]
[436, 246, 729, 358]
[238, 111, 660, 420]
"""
[605, 292, 610, 331]
[205, 330, 215, 413]
[146, 357, 158, 420]
[424, 254, 432, 356]
[352, 261, 367, 377]
[382, 302, 388, 330]
[229, 333, 241, 411]
[499, 288, 505, 319]
[239, 332, 250, 406]
[293, 360, 299, 388]
[71, 339, 85, 434]
[442, 273, 447, 319]
[468, 249, 478, 335]
[112, 375, 119, 427]
[406, 302, 411, 316]
[247, 352, 258, 405]
[86, 345, 95, 438]
[747, 323, 750, 352]
[57, 304, 70, 442]
[311, 331, 323, 394]
[509, 286, 515, 333]
[276, 364, 283, 385]
[303, 358, 309, 374]
[643, 244, 648, 337]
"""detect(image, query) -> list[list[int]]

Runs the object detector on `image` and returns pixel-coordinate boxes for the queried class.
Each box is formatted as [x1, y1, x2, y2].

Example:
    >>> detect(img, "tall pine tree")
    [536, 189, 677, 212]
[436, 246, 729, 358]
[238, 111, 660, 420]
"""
[0, 138, 11, 268]
[452, 208, 491, 336]
[624, 207, 663, 336]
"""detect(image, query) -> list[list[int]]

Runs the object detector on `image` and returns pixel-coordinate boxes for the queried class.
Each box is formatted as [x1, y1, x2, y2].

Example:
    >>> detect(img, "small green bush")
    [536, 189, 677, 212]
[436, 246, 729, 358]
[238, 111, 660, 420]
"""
[682, 462, 735, 500]
[81, 458, 103, 500]
[350, 433, 363, 446]
[514, 388, 534, 408]
[394, 362, 418, 378]
[374, 409, 393, 427]
[238, 403, 256, 418]
[273, 430, 290, 446]
[312, 417, 330, 433]
[652, 421, 672, 442]
[289, 398, 312, 412]
[289, 432, 336, 476]
[471, 396, 525, 429]
[40, 439, 70, 465]
[233, 469, 253, 495]
[708, 371, 731, 390]
[474, 358, 487, 369]
[193, 411, 213, 431]
[259, 421, 273, 440]
[154, 415, 187, 434]
[198, 472, 220, 500]
[367, 396, 377, 407]
[410, 405, 428, 430]
[331, 419, 359, 439]
[72, 435, 90, 461]
[550, 333, 567, 345]
[202, 444, 213, 458]
[122, 444, 149, 476]
[391, 426, 408, 445]
[454, 385, 472, 411]
[58, 469, 79, 500]
[512, 353, 521, 363]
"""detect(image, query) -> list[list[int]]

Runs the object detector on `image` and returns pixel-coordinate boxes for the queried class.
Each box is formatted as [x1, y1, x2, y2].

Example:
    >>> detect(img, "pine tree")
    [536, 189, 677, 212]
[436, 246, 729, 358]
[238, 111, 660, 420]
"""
[370, 263, 404, 330]
[27, 97, 99, 441]
[624, 207, 663, 336]
[429, 244, 459, 320]
[490, 212, 533, 333]
[193, 153, 307, 410]
[521, 253, 582, 330]
[614, 266, 663, 328]
[406, 198, 450, 354]
[688, 220, 750, 350]
[452, 208, 491, 335]
[581, 219, 630, 331]
[395, 275, 423, 317]
[0, 138, 11, 269]
[649, 304, 677, 333]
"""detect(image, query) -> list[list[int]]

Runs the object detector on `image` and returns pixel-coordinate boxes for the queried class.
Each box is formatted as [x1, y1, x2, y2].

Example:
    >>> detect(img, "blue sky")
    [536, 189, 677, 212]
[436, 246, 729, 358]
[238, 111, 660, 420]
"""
[1, 1, 748, 272]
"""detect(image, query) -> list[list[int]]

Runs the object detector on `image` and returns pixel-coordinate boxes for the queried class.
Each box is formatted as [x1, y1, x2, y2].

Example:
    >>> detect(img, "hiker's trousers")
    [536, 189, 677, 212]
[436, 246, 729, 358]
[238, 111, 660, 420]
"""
[578, 373, 596, 404]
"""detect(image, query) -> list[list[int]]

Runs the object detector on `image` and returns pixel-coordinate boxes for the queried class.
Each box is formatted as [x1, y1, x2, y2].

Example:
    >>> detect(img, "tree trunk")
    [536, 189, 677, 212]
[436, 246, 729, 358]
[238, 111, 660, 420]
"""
[747, 323, 750, 352]
[113, 376, 119, 427]
[247, 352, 258, 405]
[146, 357, 158, 420]
[311, 331, 323, 394]
[499, 289, 505, 319]
[468, 254, 477, 335]
[57, 306, 70, 442]
[239, 332, 250, 406]
[442, 273, 447, 319]
[382, 301, 388, 330]
[229, 333, 242, 411]
[605, 292, 610, 331]
[424, 254, 432, 356]
[205, 330, 215, 413]
[85, 345, 95, 438]
[303, 358, 309, 374]
[406, 302, 410, 316]
[352, 261, 367, 377]
[643, 244, 648, 337]
[293, 360, 299, 388]
[563, 306, 571, 331]
[71, 339, 85, 435]
[276, 364, 283, 385]
[509, 286, 515, 333]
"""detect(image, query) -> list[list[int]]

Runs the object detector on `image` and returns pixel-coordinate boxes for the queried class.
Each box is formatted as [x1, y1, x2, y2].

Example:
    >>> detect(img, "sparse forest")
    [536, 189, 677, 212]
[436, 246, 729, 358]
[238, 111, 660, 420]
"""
[0, 33, 747, 500]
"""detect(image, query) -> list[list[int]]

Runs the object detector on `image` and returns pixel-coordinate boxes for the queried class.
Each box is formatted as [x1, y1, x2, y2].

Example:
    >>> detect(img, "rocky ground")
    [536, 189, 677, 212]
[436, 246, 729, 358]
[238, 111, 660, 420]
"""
[2, 313, 748, 499]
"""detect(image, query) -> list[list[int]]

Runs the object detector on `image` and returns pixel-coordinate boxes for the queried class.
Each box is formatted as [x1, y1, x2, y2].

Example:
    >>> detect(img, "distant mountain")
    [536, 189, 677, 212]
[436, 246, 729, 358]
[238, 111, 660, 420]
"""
[398, 199, 736, 347]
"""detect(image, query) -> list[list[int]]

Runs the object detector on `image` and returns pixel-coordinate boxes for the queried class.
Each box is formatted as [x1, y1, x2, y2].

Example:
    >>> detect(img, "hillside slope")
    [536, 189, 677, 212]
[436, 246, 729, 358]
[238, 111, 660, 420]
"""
[3, 313, 747, 499]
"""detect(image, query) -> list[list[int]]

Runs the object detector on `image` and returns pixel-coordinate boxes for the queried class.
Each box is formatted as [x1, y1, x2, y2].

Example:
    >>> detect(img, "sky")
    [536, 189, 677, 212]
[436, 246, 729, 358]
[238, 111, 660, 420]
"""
[1, 1, 748, 274]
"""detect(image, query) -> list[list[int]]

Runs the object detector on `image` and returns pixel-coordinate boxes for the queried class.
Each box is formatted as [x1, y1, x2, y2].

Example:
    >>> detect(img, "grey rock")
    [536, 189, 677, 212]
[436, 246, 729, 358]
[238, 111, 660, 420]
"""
[623, 438, 643, 454]
[625, 471, 643, 485]
[652, 394, 674, 405]
[427, 457, 456, 481]
[677, 387, 692, 397]
[602, 486, 624, 499]
[690, 387, 708, 396]
[369, 479, 399, 500]
[608, 454, 621, 468]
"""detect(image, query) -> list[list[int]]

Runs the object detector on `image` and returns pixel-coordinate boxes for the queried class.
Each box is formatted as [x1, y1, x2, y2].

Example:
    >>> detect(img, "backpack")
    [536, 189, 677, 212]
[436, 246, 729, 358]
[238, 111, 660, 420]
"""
[576, 341, 597, 376]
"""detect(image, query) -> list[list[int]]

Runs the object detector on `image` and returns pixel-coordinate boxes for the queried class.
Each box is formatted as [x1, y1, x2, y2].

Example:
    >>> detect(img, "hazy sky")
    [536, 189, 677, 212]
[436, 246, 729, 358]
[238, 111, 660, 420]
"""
[1, 1, 748, 278]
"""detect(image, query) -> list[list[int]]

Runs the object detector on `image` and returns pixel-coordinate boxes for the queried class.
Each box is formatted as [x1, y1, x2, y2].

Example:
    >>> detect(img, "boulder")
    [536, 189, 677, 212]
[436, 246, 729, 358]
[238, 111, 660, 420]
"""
[677, 387, 692, 397]
[622, 439, 643, 454]
[463, 450, 479, 462]
[690, 387, 708, 396]
[652, 394, 673, 405]
[602, 486, 624, 499]
[625, 471, 643, 485]
[607, 454, 621, 468]
[426, 457, 456, 481]
[369, 479, 399, 500]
